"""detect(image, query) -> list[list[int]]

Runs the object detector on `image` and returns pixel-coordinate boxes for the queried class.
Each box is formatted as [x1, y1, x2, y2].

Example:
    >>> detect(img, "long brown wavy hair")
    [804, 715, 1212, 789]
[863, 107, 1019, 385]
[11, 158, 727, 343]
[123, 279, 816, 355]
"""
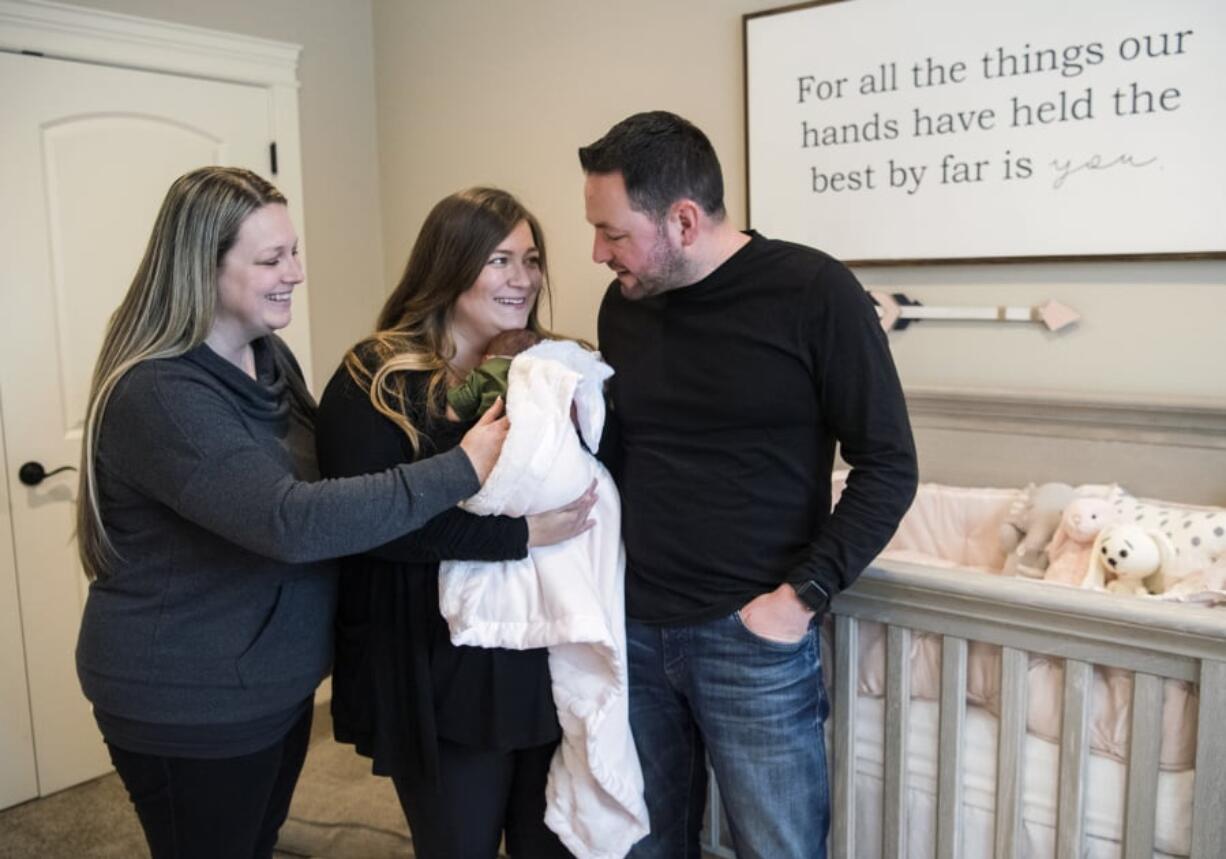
[345, 187, 554, 454]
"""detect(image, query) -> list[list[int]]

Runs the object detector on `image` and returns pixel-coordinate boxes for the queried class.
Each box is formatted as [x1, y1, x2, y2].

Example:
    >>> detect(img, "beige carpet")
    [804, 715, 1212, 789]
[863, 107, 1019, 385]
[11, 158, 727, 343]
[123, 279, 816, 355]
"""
[0, 703, 414, 859]
[277, 706, 413, 858]
[0, 770, 146, 859]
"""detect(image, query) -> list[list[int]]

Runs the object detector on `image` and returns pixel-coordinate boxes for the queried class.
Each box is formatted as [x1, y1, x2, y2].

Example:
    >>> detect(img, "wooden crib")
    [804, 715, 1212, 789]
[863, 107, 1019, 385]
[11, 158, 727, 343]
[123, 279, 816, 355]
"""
[701, 559, 1226, 858]
[700, 389, 1226, 858]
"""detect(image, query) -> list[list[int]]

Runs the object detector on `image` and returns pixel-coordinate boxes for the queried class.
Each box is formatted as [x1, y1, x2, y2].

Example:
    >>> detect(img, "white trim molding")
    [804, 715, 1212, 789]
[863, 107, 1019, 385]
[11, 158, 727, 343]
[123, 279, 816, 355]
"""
[907, 386, 1226, 451]
[901, 387, 1226, 505]
[0, 0, 300, 86]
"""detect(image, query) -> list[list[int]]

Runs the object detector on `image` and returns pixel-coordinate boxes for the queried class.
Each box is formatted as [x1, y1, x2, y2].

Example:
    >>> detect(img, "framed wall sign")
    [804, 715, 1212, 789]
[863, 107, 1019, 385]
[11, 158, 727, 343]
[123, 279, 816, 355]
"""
[743, 0, 1226, 264]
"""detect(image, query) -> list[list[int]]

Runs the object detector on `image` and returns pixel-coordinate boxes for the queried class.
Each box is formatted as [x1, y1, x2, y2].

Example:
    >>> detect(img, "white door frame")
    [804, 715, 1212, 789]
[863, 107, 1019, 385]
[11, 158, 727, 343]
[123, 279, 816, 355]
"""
[0, 0, 312, 801]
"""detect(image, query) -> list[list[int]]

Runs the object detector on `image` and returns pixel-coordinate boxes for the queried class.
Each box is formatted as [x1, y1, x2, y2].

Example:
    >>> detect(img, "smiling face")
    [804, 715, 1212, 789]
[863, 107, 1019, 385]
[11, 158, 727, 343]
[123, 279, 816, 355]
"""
[584, 171, 689, 300]
[450, 219, 542, 367]
[211, 203, 302, 349]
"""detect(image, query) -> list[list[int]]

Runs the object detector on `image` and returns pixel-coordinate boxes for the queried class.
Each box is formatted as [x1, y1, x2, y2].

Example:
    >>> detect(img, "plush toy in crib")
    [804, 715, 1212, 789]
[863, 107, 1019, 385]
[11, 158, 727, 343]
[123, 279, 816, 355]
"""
[1166, 557, 1226, 600]
[1000, 482, 1076, 577]
[1104, 492, 1226, 595]
[1084, 523, 1176, 595]
[1043, 497, 1115, 586]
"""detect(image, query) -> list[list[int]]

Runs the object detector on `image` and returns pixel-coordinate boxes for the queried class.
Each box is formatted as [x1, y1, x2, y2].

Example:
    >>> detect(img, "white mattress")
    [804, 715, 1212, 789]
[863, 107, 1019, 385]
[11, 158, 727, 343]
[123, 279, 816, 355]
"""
[844, 696, 1194, 858]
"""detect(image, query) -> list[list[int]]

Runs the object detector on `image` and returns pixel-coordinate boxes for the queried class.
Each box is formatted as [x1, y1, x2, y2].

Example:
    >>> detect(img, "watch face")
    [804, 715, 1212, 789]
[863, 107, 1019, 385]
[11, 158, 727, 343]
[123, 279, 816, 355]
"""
[794, 580, 830, 613]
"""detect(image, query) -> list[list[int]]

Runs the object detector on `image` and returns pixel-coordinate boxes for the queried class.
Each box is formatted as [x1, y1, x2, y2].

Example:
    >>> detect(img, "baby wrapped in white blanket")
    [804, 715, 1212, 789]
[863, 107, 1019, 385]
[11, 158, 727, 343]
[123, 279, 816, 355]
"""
[438, 339, 649, 859]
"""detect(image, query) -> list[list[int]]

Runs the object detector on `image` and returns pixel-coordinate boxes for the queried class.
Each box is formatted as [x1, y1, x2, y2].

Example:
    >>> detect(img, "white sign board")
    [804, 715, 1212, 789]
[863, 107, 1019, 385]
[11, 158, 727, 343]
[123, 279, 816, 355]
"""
[744, 0, 1226, 263]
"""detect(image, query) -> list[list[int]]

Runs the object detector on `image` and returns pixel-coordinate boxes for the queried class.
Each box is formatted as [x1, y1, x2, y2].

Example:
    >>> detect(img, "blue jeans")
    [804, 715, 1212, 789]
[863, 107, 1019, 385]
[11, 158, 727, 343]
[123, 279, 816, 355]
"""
[626, 612, 830, 859]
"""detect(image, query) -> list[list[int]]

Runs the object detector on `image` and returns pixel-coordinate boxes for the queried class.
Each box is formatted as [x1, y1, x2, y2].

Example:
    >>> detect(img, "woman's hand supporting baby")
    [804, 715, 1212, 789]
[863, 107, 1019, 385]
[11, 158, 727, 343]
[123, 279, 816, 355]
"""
[459, 397, 596, 547]
[458, 397, 510, 483]
[527, 479, 598, 547]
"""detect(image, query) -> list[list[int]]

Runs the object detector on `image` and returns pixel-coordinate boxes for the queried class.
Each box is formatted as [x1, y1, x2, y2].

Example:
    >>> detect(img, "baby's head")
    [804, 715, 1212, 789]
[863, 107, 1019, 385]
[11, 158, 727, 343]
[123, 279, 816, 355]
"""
[485, 329, 542, 359]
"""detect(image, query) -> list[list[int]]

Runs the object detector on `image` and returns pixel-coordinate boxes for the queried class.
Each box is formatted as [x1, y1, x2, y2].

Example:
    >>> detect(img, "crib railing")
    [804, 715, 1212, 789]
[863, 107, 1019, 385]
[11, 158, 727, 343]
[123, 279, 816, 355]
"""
[700, 560, 1226, 859]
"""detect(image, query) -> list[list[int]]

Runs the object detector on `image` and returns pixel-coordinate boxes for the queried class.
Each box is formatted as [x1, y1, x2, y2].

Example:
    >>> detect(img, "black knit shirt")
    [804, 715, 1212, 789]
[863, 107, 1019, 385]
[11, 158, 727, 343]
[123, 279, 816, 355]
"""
[597, 232, 918, 625]
[315, 357, 558, 779]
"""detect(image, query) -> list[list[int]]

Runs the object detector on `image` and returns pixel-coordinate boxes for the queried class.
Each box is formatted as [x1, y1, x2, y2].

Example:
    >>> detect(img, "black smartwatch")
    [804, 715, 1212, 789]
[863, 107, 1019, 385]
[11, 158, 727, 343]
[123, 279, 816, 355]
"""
[790, 579, 831, 614]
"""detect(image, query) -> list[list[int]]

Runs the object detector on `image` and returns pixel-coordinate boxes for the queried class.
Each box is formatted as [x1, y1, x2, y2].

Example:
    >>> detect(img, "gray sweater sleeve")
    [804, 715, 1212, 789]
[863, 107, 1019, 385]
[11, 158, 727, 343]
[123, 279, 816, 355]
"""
[100, 362, 480, 564]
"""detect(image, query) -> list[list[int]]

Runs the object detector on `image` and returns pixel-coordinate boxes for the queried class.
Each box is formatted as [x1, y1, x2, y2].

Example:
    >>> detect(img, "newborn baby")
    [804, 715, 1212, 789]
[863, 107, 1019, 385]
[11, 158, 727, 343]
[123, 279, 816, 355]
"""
[437, 338, 648, 857]
[446, 328, 542, 421]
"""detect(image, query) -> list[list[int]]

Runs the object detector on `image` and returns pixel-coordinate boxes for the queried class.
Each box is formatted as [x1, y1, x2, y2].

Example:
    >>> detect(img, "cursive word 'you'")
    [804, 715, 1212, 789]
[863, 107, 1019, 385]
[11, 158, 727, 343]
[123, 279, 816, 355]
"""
[1049, 153, 1157, 189]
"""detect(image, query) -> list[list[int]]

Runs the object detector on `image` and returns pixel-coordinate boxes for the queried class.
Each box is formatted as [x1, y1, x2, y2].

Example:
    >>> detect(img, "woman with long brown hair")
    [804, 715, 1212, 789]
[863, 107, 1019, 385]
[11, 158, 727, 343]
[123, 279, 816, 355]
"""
[316, 187, 594, 858]
[76, 166, 509, 859]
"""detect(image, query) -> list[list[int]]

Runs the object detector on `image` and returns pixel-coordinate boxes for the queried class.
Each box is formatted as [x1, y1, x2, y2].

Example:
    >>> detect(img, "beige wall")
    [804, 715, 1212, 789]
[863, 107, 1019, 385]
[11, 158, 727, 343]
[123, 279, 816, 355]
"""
[56, 0, 1224, 403]
[372, 0, 1225, 403]
[372, 0, 758, 352]
[61, 0, 386, 392]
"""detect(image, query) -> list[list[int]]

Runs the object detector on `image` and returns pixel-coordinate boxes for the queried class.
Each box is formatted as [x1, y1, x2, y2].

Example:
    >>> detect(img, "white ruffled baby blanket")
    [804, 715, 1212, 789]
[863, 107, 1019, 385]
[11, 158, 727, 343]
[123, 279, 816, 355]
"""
[438, 340, 649, 859]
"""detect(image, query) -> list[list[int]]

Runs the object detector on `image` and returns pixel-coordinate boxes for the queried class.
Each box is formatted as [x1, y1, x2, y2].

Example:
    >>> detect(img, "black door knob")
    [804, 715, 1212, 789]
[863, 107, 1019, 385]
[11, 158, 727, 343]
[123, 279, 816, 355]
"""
[18, 461, 77, 487]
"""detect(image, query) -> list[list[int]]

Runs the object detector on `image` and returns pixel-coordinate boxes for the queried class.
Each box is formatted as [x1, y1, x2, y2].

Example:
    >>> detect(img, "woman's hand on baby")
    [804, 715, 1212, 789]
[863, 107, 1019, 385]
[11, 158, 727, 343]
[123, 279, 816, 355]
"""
[527, 480, 598, 547]
[458, 398, 508, 483]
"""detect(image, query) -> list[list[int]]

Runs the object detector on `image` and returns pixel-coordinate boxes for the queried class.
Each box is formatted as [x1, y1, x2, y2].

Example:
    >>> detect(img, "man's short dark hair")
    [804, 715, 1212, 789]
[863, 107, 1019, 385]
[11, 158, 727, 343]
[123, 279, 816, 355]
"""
[578, 111, 726, 222]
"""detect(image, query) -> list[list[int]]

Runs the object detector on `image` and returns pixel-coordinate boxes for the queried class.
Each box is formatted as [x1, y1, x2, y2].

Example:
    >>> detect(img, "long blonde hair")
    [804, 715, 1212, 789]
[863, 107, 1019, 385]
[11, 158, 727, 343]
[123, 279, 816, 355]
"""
[346, 187, 553, 453]
[78, 166, 289, 580]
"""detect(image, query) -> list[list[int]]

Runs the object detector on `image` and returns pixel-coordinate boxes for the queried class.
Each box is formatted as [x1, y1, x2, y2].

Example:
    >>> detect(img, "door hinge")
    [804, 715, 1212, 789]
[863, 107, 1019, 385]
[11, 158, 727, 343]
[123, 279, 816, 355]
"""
[269, 142, 278, 176]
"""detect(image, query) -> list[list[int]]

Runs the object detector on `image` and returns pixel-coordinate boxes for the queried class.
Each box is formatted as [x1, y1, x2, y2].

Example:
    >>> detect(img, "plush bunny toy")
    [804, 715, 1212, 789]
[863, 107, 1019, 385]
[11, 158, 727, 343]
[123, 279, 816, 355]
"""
[1044, 497, 1115, 586]
[1084, 523, 1175, 595]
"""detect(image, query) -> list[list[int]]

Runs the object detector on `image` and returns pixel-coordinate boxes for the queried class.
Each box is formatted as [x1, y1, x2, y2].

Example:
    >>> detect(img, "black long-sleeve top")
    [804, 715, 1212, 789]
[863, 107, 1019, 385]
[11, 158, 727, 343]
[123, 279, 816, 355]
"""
[597, 231, 918, 625]
[314, 356, 559, 804]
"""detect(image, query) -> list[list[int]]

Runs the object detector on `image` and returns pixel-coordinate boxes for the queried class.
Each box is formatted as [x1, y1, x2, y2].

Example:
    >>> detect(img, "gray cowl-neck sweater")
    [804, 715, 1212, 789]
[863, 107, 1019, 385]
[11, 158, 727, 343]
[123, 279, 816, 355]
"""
[77, 337, 478, 733]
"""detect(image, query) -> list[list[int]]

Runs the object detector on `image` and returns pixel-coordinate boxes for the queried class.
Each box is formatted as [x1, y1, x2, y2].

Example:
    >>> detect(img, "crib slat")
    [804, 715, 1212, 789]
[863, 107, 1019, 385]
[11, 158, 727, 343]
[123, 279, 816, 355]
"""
[936, 636, 967, 859]
[994, 646, 1027, 859]
[883, 625, 912, 859]
[832, 615, 858, 859]
[1190, 659, 1226, 858]
[1122, 672, 1163, 859]
[1055, 659, 1092, 859]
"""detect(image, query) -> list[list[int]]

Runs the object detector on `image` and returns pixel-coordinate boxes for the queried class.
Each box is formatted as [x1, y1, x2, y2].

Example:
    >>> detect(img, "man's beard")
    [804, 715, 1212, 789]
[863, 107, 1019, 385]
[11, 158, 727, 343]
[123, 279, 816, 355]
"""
[634, 229, 693, 296]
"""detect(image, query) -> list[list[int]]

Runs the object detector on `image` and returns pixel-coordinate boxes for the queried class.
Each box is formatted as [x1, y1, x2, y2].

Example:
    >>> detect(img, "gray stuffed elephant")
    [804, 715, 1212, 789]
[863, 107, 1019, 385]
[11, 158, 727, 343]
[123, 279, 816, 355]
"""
[999, 482, 1077, 577]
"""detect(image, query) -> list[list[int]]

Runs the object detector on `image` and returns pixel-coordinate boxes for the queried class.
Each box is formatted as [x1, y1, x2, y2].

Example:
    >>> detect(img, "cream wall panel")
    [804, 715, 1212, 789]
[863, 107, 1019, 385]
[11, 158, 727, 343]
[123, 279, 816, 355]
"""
[372, 0, 1225, 404]
[862, 263, 1225, 400]
[371, 0, 754, 349]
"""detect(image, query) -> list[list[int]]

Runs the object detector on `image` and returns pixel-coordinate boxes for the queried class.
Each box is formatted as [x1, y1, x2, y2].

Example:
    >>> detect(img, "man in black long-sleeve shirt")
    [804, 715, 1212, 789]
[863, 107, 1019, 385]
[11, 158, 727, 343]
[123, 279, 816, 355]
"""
[580, 111, 917, 859]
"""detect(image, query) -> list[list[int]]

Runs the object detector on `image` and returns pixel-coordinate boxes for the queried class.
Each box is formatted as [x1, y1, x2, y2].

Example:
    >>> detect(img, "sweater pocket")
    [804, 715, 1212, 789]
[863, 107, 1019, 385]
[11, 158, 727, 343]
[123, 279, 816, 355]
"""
[236, 573, 335, 689]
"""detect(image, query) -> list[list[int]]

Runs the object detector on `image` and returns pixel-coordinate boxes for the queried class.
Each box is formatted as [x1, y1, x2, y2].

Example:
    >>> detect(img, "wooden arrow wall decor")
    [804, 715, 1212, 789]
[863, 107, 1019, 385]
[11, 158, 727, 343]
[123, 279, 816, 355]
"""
[868, 291, 1081, 333]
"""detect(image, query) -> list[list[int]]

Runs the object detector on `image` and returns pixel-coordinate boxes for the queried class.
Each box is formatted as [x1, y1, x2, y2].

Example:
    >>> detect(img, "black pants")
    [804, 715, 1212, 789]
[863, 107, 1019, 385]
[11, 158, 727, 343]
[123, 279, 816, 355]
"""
[106, 706, 313, 859]
[393, 738, 573, 859]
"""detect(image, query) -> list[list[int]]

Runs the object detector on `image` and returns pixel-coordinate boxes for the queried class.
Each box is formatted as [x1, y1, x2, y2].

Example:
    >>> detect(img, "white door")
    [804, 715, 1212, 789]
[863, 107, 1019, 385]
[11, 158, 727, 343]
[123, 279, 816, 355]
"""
[0, 422, 39, 810]
[0, 49, 282, 802]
